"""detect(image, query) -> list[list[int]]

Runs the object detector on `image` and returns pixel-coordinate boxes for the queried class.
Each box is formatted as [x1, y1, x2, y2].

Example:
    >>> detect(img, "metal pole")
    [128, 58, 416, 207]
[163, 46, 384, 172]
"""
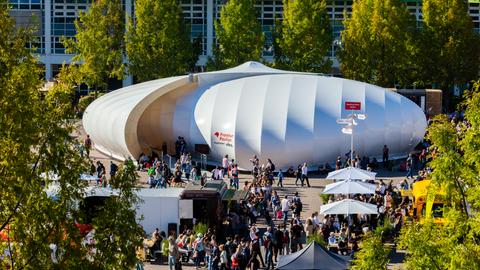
[350, 117, 354, 168]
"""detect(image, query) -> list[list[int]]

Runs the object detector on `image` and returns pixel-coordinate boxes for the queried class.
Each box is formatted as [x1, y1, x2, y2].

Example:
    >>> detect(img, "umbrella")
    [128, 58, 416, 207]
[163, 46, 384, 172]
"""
[320, 199, 378, 215]
[326, 167, 376, 181]
[323, 180, 376, 195]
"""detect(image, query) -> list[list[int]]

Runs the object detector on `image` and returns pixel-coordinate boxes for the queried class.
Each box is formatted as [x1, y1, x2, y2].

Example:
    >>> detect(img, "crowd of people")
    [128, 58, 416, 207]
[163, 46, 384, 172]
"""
[83, 133, 433, 270]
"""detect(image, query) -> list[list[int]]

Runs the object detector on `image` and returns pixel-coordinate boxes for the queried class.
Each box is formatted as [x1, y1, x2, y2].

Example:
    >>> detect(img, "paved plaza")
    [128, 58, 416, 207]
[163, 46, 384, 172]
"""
[75, 121, 409, 269]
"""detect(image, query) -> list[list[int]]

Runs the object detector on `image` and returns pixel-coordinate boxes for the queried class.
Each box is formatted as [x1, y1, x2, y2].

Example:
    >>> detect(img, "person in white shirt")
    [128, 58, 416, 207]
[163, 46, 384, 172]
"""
[301, 162, 311, 187]
[222, 155, 229, 176]
[281, 195, 291, 223]
[211, 166, 220, 180]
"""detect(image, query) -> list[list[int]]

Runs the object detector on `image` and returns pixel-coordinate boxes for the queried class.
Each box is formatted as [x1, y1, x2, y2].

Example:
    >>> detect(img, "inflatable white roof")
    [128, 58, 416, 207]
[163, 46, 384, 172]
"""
[83, 62, 427, 169]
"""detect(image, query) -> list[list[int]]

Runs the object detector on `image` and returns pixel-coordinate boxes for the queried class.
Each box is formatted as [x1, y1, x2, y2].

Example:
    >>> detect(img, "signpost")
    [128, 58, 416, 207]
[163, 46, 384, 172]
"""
[338, 102, 365, 166]
[345, 101, 361, 111]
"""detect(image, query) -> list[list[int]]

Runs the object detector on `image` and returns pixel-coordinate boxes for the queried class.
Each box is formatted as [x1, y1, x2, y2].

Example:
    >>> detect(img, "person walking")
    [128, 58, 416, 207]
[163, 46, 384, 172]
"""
[295, 165, 302, 187]
[84, 134, 92, 157]
[168, 235, 179, 270]
[281, 195, 291, 226]
[301, 163, 310, 187]
[277, 169, 284, 187]
[219, 245, 228, 270]
[109, 161, 118, 183]
[383, 145, 389, 168]
[264, 235, 274, 270]
[231, 164, 239, 190]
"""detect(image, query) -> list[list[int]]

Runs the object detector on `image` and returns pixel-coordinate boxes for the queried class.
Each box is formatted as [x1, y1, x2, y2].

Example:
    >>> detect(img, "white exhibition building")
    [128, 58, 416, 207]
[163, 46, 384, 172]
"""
[83, 62, 427, 169]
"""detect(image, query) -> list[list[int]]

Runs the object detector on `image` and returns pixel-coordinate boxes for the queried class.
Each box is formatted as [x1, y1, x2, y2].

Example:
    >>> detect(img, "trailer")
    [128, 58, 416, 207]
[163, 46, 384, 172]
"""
[135, 188, 183, 235]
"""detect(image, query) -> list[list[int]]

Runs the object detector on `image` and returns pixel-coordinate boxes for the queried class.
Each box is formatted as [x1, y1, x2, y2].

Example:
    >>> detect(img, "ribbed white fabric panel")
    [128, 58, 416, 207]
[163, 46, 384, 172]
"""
[83, 76, 185, 160]
[260, 75, 291, 164]
[313, 77, 343, 164]
[192, 74, 426, 169]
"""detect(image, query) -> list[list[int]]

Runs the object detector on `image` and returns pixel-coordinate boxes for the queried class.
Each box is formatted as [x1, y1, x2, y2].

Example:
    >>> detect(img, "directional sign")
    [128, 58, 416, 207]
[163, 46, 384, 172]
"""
[336, 119, 352, 125]
[356, 114, 367, 120]
[342, 126, 353, 134]
[345, 101, 361, 110]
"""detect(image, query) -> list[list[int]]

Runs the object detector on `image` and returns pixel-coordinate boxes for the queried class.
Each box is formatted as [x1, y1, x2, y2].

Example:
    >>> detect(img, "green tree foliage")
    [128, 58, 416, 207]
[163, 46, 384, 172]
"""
[126, 0, 200, 82]
[0, 4, 83, 268]
[64, 0, 125, 90]
[398, 80, 480, 269]
[419, 0, 480, 93]
[275, 0, 332, 73]
[77, 91, 105, 113]
[351, 232, 390, 270]
[339, 0, 416, 87]
[0, 5, 143, 268]
[86, 159, 144, 269]
[210, 0, 264, 69]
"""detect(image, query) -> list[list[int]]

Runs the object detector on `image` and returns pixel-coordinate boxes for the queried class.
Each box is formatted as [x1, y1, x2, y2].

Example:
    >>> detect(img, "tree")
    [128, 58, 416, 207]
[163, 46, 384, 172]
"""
[351, 232, 390, 270]
[339, 0, 417, 87]
[0, 4, 143, 268]
[64, 0, 125, 90]
[85, 159, 144, 269]
[210, 0, 264, 69]
[398, 80, 480, 269]
[126, 0, 200, 82]
[419, 0, 480, 110]
[275, 0, 332, 73]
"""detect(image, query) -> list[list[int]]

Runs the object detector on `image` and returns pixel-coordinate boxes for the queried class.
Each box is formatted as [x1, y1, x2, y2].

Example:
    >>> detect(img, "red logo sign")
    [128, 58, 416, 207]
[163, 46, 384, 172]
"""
[345, 102, 361, 110]
[213, 132, 234, 147]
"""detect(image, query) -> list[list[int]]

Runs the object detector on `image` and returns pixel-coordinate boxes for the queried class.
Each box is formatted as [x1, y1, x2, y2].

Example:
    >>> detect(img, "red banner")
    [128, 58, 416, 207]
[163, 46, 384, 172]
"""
[345, 101, 361, 110]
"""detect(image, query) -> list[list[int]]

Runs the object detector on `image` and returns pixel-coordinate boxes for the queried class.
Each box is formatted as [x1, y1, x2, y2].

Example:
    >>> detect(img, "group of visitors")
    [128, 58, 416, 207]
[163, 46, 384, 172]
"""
[210, 155, 240, 189]
[142, 153, 205, 188]
[143, 187, 309, 270]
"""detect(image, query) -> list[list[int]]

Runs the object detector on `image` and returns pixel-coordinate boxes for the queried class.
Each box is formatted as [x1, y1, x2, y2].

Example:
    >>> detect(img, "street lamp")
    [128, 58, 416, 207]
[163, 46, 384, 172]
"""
[336, 113, 367, 167]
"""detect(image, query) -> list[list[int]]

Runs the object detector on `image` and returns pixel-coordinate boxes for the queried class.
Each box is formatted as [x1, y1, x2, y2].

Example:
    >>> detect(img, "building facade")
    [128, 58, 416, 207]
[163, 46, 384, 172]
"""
[7, 0, 480, 87]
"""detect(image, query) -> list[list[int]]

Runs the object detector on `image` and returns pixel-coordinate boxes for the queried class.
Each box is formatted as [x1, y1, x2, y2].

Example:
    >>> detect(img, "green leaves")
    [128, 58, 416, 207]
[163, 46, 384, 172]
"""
[126, 0, 198, 82]
[339, 0, 416, 87]
[351, 232, 390, 270]
[210, 0, 264, 69]
[398, 80, 480, 269]
[275, 0, 332, 73]
[0, 5, 143, 268]
[86, 160, 144, 269]
[64, 0, 125, 90]
[420, 0, 480, 93]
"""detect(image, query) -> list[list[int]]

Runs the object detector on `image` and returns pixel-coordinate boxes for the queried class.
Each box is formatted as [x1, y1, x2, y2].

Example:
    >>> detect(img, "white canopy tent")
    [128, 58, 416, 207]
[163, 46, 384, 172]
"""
[326, 167, 377, 181]
[323, 180, 376, 195]
[320, 199, 378, 215]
